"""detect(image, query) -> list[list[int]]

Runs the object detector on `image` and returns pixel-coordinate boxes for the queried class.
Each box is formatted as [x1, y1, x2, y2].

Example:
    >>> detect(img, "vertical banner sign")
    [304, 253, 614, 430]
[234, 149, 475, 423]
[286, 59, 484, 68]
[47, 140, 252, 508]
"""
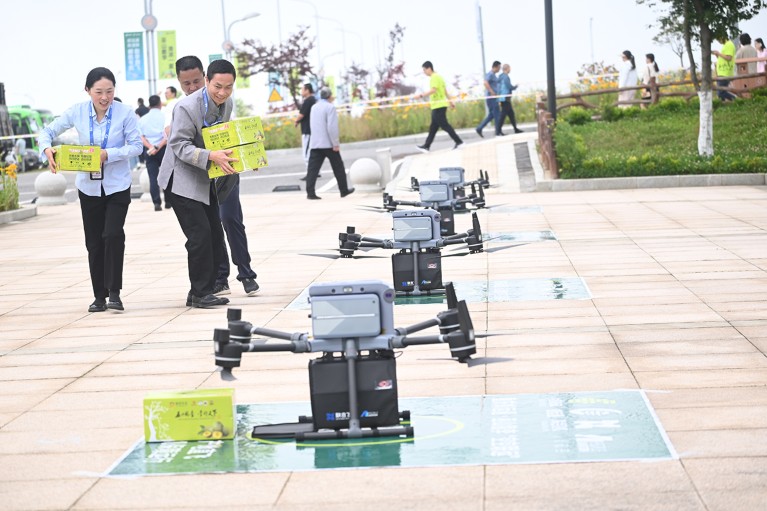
[124, 32, 145, 81]
[157, 30, 177, 79]
[209, 54, 223, 64]
[235, 53, 250, 89]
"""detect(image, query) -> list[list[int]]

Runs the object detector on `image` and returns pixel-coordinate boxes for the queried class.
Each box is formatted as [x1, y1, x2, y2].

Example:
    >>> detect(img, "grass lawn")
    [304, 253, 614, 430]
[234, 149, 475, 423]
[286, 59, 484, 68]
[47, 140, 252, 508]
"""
[554, 94, 767, 178]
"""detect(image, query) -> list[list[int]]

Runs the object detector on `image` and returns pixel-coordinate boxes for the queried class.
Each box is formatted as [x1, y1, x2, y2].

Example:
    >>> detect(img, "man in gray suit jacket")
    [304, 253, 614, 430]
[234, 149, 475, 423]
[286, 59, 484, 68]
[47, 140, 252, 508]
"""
[159, 59, 238, 308]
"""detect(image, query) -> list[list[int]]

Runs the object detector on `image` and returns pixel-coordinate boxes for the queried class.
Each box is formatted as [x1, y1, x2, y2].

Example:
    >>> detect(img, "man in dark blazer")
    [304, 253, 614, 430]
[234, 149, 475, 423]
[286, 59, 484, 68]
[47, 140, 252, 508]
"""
[159, 59, 238, 308]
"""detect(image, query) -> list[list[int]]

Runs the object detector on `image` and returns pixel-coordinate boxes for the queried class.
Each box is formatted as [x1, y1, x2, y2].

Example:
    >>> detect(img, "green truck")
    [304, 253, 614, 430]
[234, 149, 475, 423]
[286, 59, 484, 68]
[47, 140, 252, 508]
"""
[8, 105, 54, 153]
[0, 84, 13, 161]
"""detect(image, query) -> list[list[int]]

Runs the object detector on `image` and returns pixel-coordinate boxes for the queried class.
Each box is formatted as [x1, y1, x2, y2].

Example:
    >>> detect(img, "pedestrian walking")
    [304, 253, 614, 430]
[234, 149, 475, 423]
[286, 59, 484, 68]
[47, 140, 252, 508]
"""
[305, 87, 355, 200]
[39, 67, 143, 313]
[496, 63, 523, 135]
[618, 50, 638, 108]
[415, 61, 463, 152]
[295, 83, 319, 181]
[475, 61, 502, 137]
[158, 59, 238, 308]
[138, 95, 167, 211]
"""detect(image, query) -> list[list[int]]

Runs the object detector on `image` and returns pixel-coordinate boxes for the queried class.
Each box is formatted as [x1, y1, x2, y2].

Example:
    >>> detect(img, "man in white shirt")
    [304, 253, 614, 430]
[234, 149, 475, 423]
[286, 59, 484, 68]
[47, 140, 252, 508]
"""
[138, 95, 167, 210]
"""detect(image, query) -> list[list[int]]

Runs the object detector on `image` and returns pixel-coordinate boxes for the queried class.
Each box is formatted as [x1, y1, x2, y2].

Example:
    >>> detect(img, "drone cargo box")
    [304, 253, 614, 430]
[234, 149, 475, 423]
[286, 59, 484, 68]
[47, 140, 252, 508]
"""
[202, 116, 265, 150]
[53, 145, 101, 172]
[143, 388, 235, 442]
[309, 353, 400, 430]
[208, 142, 268, 178]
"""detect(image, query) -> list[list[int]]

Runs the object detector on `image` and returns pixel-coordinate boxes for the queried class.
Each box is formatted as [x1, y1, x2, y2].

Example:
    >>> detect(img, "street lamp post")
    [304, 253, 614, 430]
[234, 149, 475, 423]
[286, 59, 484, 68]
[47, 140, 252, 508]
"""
[223, 12, 261, 62]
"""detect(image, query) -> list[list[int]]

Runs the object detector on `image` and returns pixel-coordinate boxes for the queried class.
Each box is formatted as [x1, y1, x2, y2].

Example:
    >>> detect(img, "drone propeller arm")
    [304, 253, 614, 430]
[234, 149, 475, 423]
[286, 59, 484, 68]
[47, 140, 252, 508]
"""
[251, 326, 308, 343]
[394, 317, 441, 336]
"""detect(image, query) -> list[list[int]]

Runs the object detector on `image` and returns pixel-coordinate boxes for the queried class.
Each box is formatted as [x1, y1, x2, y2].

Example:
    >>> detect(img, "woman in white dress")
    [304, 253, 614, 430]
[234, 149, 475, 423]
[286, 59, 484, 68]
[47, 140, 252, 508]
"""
[618, 50, 638, 108]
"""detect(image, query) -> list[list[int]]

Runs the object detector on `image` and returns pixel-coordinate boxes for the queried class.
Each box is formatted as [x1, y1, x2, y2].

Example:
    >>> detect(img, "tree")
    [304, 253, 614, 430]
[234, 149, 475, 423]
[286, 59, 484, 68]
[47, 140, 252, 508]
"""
[344, 63, 372, 100]
[375, 23, 414, 97]
[237, 27, 316, 108]
[639, 0, 766, 156]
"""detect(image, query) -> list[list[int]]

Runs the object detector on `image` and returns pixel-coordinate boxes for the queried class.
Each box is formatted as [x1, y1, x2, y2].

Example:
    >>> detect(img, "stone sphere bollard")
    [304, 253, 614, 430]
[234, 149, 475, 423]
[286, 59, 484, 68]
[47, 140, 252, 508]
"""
[34, 171, 68, 206]
[348, 158, 382, 191]
[139, 167, 152, 202]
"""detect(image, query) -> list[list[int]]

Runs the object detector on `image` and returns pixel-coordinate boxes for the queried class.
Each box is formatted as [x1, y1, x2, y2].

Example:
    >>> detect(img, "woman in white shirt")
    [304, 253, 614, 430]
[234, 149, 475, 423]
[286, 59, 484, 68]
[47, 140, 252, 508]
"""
[642, 53, 660, 107]
[618, 50, 638, 108]
[39, 67, 143, 313]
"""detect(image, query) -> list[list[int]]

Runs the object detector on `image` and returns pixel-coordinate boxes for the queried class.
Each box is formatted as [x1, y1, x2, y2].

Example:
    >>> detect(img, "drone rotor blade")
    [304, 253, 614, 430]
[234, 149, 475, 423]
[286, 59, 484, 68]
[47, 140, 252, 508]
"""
[219, 367, 237, 381]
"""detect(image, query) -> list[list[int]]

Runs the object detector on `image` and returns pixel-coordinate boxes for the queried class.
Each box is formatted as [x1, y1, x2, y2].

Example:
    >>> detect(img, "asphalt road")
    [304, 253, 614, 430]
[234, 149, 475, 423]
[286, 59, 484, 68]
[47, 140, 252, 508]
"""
[16, 128, 483, 204]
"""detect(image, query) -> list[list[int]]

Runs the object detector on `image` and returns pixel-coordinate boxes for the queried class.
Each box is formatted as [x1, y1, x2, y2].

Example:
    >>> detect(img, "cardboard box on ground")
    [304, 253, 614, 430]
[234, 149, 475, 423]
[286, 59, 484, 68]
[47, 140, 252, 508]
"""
[143, 388, 235, 442]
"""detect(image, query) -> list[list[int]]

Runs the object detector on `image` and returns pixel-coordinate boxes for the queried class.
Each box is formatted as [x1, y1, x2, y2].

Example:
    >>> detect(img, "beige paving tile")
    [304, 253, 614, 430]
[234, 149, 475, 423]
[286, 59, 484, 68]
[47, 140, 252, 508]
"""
[0, 427, 140, 455]
[670, 428, 767, 457]
[647, 386, 767, 409]
[698, 490, 767, 511]
[627, 353, 767, 372]
[487, 372, 638, 394]
[635, 368, 767, 390]
[0, 450, 125, 481]
[73, 473, 289, 509]
[682, 457, 767, 490]
[0, 478, 98, 511]
[657, 405, 767, 431]
[485, 493, 704, 511]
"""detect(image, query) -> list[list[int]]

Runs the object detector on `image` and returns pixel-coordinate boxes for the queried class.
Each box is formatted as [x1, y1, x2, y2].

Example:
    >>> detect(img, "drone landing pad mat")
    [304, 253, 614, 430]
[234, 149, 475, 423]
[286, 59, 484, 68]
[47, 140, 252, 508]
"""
[286, 277, 592, 309]
[107, 391, 675, 477]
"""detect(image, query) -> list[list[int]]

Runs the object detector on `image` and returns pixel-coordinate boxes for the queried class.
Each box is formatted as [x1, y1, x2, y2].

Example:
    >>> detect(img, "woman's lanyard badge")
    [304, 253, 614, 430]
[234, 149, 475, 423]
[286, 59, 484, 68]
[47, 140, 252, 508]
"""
[89, 103, 113, 181]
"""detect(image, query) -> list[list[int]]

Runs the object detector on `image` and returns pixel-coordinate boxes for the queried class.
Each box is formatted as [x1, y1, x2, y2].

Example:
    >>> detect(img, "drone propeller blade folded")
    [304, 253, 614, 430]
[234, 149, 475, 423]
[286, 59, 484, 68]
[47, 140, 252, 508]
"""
[218, 367, 237, 381]
[464, 356, 514, 367]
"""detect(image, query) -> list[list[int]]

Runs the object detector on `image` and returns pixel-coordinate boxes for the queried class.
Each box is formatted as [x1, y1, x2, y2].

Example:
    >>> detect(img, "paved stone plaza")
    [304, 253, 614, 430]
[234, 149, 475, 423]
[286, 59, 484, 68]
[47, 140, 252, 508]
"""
[1, 135, 766, 510]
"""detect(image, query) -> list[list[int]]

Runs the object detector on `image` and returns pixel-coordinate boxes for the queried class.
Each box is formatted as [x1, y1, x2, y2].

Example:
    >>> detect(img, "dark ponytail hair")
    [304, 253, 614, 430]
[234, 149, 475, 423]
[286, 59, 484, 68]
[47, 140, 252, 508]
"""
[646, 53, 659, 73]
[84, 67, 116, 89]
[623, 50, 636, 70]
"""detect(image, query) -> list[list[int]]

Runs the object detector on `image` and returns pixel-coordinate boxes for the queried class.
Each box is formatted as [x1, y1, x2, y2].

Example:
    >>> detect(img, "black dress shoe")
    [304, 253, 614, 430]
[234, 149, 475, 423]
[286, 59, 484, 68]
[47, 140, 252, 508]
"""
[307, 195, 322, 200]
[107, 298, 124, 311]
[341, 187, 355, 198]
[514, 128, 524, 133]
[88, 300, 107, 313]
[475, 127, 484, 138]
[186, 294, 230, 308]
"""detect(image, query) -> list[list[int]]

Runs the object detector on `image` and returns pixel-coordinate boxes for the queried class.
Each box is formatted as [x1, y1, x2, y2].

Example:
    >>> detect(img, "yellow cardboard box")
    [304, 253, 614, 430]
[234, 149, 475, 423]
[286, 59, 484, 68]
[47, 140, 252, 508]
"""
[143, 388, 235, 442]
[53, 145, 101, 172]
[202, 116, 265, 150]
[208, 142, 268, 179]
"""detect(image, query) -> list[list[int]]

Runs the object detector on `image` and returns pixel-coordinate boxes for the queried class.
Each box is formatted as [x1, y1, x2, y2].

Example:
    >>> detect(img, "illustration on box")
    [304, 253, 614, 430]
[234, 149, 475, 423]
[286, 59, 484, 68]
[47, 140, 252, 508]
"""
[208, 143, 268, 179]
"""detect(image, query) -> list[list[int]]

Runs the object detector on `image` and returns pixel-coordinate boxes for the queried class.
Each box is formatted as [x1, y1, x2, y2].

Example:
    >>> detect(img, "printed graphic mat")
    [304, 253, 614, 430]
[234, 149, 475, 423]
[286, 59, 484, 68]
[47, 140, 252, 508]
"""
[108, 391, 675, 476]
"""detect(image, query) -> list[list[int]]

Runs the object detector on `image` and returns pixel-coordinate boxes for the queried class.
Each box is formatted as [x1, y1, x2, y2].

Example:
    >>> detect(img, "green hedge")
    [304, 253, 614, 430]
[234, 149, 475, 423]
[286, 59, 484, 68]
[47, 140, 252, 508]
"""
[553, 95, 767, 178]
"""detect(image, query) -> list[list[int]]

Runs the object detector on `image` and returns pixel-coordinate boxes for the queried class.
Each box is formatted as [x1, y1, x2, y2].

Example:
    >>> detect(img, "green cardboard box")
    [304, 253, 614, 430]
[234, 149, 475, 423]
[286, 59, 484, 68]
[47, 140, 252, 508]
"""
[202, 116, 265, 150]
[143, 388, 235, 442]
[53, 145, 101, 172]
[208, 142, 268, 179]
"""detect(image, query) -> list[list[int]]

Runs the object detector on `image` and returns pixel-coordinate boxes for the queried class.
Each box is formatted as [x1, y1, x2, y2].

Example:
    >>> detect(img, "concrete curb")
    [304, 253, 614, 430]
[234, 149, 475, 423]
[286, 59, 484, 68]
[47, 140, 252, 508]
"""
[0, 203, 37, 225]
[535, 173, 767, 192]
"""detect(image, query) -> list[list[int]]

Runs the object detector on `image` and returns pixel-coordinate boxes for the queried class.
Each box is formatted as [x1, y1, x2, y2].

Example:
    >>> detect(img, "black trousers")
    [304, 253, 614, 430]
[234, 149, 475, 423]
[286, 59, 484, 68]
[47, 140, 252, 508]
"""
[78, 187, 131, 300]
[145, 146, 166, 206]
[496, 99, 519, 132]
[306, 148, 352, 197]
[217, 176, 257, 284]
[423, 107, 462, 149]
[166, 175, 226, 298]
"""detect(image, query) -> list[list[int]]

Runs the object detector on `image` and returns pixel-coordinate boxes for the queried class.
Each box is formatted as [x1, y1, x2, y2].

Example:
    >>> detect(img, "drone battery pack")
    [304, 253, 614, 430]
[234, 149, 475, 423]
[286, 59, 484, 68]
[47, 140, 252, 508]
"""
[309, 354, 400, 430]
[438, 207, 455, 235]
[392, 251, 443, 293]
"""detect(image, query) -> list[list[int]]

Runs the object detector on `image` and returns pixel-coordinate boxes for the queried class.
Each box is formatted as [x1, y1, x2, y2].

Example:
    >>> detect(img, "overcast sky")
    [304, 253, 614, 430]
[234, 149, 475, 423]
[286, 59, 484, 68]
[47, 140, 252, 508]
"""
[2, 0, 765, 114]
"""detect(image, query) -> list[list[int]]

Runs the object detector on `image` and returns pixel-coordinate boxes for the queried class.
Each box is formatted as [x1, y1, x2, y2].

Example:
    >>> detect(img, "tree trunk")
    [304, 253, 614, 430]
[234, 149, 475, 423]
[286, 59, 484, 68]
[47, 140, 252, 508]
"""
[683, 0, 699, 89]
[691, 0, 713, 156]
[697, 90, 713, 157]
